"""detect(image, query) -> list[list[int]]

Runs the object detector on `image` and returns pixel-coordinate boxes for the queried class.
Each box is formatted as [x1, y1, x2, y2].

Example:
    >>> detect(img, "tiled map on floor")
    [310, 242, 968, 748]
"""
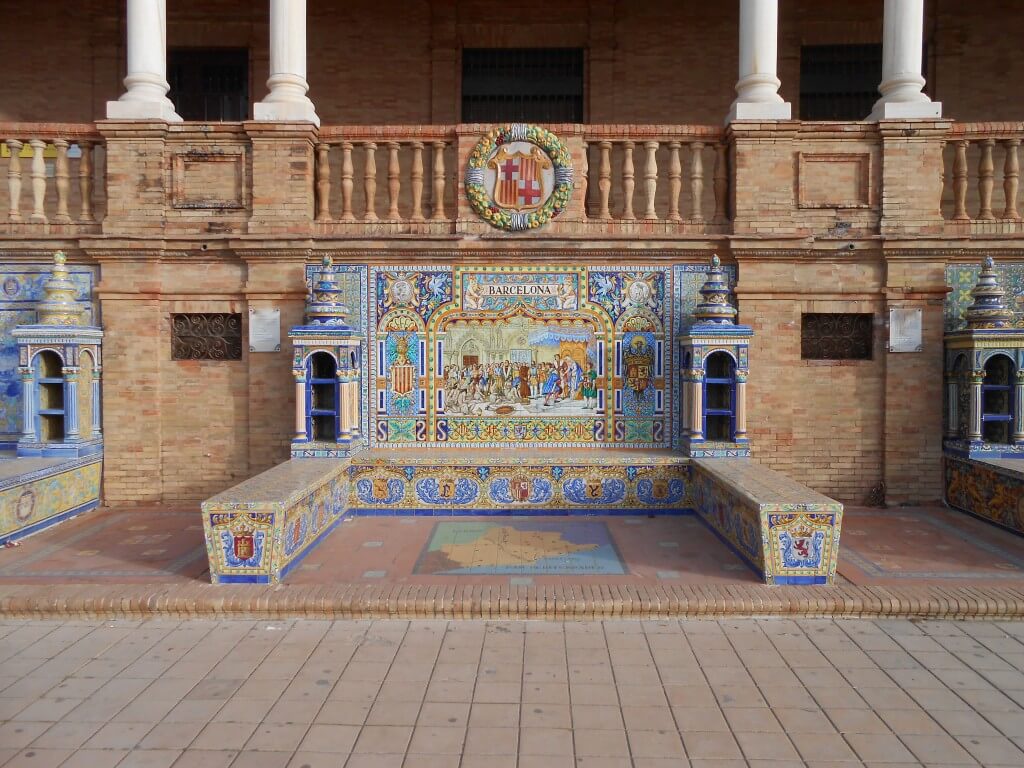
[414, 520, 626, 575]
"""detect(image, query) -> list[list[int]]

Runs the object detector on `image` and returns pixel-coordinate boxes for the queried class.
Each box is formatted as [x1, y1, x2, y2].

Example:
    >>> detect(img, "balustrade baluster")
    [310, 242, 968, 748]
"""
[689, 141, 705, 223]
[643, 141, 658, 220]
[978, 138, 995, 220]
[340, 142, 355, 221]
[53, 139, 71, 224]
[29, 139, 46, 223]
[953, 140, 969, 220]
[621, 140, 636, 221]
[667, 141, 682, 222]
[579, 141, 588, 220]
[1003, 139, 1020, 220]
[78, 141, 95, 223]
[386, 142, 401, 220]
[6, 139, 23, 222]
[598, 141, 612, 220]
[363, 142, 378, 222]
[713, 143, 728, 224]
[315, 142, 330, 221]
[431, 141, 446, 221]
[410, 141, 425, 222]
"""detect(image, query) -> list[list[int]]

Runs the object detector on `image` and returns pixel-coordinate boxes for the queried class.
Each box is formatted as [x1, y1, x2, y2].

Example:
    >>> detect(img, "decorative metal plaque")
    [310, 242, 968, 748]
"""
[248, 307, 281, 353]
[888, 307, 923, 353]
[171, 313, 243, 360]
[800, 313, 873, 360]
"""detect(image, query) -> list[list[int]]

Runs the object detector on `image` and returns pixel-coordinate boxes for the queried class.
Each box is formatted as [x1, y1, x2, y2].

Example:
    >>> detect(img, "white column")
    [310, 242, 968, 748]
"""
[869, 0, 942, 120]
[727, 0, 791, 122]
[254, 0, 320, 125]
[91, 371, 103, 438]
[106, 0, 181, 121]
[294, 375, 307, 441]
[1014, 373, 1024, 444]
[20, 370, 36, 441]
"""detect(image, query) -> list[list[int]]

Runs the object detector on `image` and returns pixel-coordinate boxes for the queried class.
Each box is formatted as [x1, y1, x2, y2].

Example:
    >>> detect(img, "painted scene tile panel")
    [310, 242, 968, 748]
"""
[369, 264, 673, 447]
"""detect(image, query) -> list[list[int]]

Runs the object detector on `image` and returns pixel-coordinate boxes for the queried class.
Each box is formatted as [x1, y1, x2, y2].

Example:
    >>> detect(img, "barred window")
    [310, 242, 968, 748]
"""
[800, 44, 882, 121]
[462, 48, 584, 123]
[168, 48, 249, 122]
[801, 313, 873, 360]
[171, 313, 242, 361]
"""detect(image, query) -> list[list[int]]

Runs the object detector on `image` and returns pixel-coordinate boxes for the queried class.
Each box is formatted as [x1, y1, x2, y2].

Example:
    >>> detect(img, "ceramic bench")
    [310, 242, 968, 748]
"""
[201, 458, 348, 584]
[0, 454, 102, 545]
[691, 458, 844, 585]
[944, 455, 1024, 535]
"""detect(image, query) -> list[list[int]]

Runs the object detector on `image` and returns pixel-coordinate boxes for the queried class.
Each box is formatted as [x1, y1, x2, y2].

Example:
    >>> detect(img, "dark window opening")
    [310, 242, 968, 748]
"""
[981, 355, 1015, 445]
[800, 44, 882, 120]
[462, 48, 584, 123]
[704, 351, 736, 442]
[308, 352, 339, 442]
[801, 313, 873, 360]
[169, 48, 249, 121]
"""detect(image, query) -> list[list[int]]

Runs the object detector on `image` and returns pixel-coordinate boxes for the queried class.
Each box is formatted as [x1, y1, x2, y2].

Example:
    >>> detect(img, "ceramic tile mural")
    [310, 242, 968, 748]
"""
[363, 263, 691, 447]
[0, 456, 101, 544]
[945, 262, 1024, 331]
[414, 520, 626, 575]
[0, 264, 97, 442]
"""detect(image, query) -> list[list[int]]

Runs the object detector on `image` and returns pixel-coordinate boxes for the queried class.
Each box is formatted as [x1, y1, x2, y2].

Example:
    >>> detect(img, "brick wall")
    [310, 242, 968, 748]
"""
[2, 0, 1024, 124]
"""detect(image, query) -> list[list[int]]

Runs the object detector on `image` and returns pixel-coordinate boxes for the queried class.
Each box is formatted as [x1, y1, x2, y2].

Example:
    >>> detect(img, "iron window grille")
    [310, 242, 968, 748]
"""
[168, 48, 249, 122]
[801, 313, 873, 360]
[171, 313, 243, 360]
[462, 48, 584, 123]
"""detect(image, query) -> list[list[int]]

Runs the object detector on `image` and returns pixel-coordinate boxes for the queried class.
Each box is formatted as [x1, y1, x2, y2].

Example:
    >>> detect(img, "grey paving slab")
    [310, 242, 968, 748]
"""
[1, 618, 1024, 767]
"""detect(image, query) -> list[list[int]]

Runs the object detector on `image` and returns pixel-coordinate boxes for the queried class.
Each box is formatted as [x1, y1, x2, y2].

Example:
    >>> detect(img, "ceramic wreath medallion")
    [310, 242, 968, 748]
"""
[465, 124, 574, 231]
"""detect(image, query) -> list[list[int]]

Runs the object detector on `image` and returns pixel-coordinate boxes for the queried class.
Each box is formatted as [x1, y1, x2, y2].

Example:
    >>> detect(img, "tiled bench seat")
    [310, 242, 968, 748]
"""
[201, 459, 348, 584]
[692, 459, 844, 585]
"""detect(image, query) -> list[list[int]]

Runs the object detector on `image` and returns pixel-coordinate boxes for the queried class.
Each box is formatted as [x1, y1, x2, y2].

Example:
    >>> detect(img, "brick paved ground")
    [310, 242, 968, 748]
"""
[2, 618, 1024, 767]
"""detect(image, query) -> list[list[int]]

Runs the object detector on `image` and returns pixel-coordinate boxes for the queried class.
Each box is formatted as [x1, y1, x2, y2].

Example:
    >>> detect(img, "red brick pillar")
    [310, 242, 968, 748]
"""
[90, 251, 164, 505]
[98, 121, 170, 235]
[244, 122, 317, 236]
[726, 122, 800, 236]
[240, 250, 309, 473]
[882, 257, 947, 504]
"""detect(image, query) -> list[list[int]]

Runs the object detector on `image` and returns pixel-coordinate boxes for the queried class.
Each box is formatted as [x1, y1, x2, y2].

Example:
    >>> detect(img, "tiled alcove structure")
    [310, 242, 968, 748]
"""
[289, 257, 363, 458]
[944, 258, 1024, 532]
[1, 252, 103, 545]
[202, 255, 843, 585]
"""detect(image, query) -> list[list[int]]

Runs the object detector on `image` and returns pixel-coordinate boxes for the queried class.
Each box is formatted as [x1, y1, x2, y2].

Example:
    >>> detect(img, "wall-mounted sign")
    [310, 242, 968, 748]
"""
[888, 307, 922, 352]
[249, 307, 281, 352]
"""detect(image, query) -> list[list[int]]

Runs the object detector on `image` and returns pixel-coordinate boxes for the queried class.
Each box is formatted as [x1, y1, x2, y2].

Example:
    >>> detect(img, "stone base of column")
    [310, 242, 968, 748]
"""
[106, 99, 182, 122]
[727, 101, 792, 123]
[868, 100, 943, 121]
[253, 101, 320, 126]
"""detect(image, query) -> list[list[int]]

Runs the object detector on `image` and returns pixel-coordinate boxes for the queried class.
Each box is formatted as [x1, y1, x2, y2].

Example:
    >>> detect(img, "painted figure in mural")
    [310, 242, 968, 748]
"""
[517, 365, 531, 401]
[542, 365, 563, 406]
[582, 364, 598, 409]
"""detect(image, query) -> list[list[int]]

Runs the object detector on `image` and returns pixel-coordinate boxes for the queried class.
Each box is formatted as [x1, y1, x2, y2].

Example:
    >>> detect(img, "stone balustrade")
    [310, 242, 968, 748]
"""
[581, 126, 728, 231]
[314, 126, 458, 233]
[0, 124, 104, 232]
[944, 122, 1024, 232]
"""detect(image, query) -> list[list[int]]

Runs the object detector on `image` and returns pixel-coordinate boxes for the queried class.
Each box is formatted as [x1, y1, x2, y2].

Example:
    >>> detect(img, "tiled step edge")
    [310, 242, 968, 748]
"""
[2, 584, 1024, 619]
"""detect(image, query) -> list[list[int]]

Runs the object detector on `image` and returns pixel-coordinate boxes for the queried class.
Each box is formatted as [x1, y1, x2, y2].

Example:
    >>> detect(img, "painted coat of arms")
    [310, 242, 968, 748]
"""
[465, 124, 574, 231]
